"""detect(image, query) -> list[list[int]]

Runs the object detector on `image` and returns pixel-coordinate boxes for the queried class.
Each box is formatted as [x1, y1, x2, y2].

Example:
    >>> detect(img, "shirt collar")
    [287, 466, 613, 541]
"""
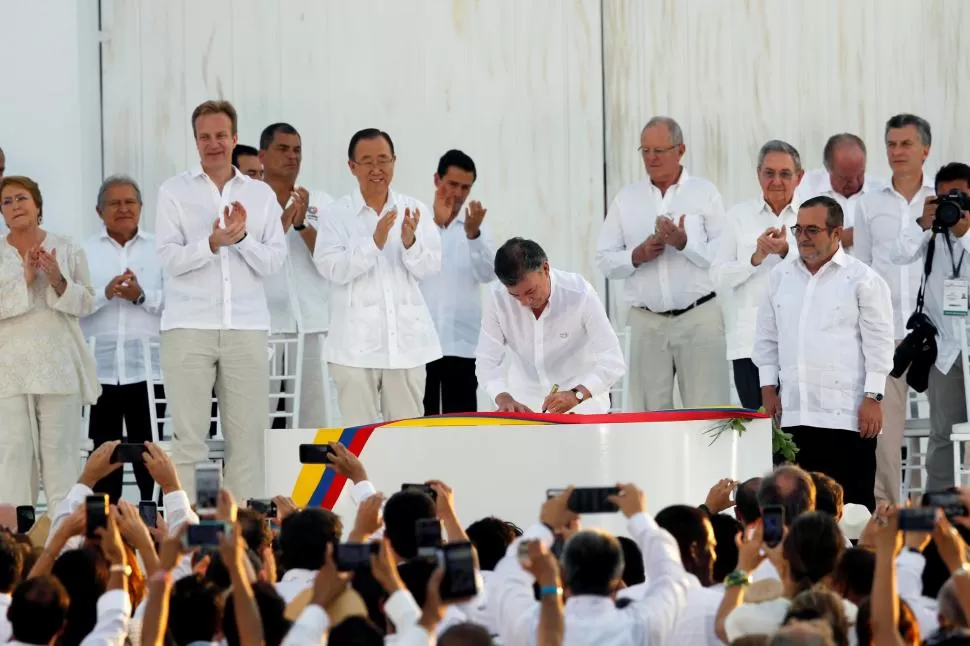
[351, 185, 398, 216]
[880, 172, 935, 195]
[759, 198, 798, 217]
[795, 246, 850, 275]
[99, 225, 149, 245]
[191, 164, 245, 184]
[281, 568, 317, 582]
[820, 172, 876, 198]
[650, 166, 689, 192]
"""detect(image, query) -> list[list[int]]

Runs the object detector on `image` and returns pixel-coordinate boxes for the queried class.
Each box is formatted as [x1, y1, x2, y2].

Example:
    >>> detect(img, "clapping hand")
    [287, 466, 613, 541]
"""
[464, 201, 487, 239]
[656, 215, 688, 250]
[433, 184, 455, 227]
[210, 202, 247, 249]
[401, 207, 420, 249]
[35, 247, 64, 286]
[373, 209, 398, 250]
[282, 188, 309, 230]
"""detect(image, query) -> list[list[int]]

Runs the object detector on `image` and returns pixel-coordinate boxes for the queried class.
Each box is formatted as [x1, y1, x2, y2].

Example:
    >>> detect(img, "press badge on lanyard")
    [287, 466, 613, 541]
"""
[943, 241, 968, 316]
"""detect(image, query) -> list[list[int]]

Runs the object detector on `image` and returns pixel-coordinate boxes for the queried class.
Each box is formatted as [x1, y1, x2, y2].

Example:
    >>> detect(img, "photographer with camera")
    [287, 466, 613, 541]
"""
[890, 162, 970, 490]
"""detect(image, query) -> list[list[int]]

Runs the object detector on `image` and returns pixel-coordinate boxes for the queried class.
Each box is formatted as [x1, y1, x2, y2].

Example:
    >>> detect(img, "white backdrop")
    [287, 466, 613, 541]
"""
[3, 0, 970, 304]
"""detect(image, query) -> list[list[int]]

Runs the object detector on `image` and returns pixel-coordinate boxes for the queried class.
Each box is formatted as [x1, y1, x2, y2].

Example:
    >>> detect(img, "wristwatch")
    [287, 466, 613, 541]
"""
[864, 392, 884, 402]
[571, 388, 585, 402]
[293, 223, 307, 231]
[110, 563, 132, 577]
[134, 291, 146, 306]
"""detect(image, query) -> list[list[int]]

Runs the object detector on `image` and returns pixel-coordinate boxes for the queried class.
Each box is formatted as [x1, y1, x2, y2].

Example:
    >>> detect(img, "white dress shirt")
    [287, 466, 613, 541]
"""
[264, 189, 334, 334]
[663, 574, 723, 646]
[155, 166, 286, 331]
[794, 168, 886, 231]
[0, 592, 10, 644]
[725, 596, 858, 643]
[274, 568, 317, 604]
[854, 175, 935, 339]
[420, 215, 495, 358]
[313, 187, 442, 369]
[493, 513, 690, 646]
[710, 198, 799, 360]
[891, 218, 970, 374]
[752, 249, 895, 431]
[476, 269, 626, 413]
[81, 228, 163, 384]
[596, 169, 725, 311]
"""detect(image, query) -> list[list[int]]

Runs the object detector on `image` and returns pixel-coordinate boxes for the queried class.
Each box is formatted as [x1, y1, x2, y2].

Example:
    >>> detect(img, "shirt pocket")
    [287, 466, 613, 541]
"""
[348, 305, 384, 354]
[397, 304, 435, 350]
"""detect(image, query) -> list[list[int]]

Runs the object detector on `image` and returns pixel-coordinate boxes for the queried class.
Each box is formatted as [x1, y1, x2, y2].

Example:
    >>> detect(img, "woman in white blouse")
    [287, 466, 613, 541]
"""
[0, 176, 99, 511]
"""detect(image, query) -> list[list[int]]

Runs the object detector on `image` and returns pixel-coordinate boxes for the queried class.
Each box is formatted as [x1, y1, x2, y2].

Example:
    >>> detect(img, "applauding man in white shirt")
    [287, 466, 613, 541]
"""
[596, 116, 728, 411]
[711, 140, 803, 410]
[420, 150, 496, 415]
[314, 128, 442, 426]
[155, 100, 287, 502]
[477, 238, 625, 414]
[753, 196, 894, 510]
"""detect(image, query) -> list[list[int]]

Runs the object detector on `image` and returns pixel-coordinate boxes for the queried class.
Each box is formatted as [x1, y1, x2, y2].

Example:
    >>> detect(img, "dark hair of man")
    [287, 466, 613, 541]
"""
[278, 508, 343, 572]
[231, 144, 259, 169]
[822, 133, 866, 171]
[0, 531, 23, 593]
[205, 548, 263, 591]
[935, 163, 970, 193]
[561, 530, 624, 596]
[465, 516, 517, 571]
[494, 237, 548, 287]
[709, 513, 743, 582]
[735, 477, 763, 525]
[783, 512, 845, 595]
[830, 547, 874, 603]
[383, 491, 436, 559]
[436, 149, 477, 181]
[168, 574, 225, 646]
[237, 508, 273, 553]
[328, 615, 384, 646]
[783, 585, 850, 646]
[810, 472, 844, 519]
[8, 576, 69, 645]
[224, 581, 291, 646]
[799, 195, 844, 229]
[347, 128, 395, 161]
[885, 113, 932, 147]
[758, 464, 817, 527]
[439, 622, 494, 646]
[855, 596, 920, 646]
[259, 122, 300, 151]
[617, 536, 645, 586]
[655, 505, 710, 580]
[51, 545, 109, 645]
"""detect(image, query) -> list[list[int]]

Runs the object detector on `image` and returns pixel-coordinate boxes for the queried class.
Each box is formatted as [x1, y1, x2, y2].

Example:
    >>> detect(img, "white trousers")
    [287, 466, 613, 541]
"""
[627, 301, 730, 410]
[0, 393, 82, 511]
[160, 329, 268, 502]
[328, 364, 425, 427]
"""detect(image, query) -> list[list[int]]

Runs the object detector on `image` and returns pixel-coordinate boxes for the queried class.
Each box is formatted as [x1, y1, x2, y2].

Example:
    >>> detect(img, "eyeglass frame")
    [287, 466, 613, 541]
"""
[351, 155, 396, 169]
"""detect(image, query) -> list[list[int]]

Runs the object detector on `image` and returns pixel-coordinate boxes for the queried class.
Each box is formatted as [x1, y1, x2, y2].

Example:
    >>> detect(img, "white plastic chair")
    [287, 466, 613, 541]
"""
[609, 325, 632, 412]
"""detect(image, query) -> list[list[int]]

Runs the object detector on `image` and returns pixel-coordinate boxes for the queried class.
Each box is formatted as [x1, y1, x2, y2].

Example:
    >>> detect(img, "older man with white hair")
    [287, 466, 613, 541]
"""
[596, 116, 729, 410]
[711, 140, 803, 410]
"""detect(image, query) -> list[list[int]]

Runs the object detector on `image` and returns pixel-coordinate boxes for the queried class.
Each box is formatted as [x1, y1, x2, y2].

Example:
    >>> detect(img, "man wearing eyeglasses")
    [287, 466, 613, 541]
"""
[853, 114, 934, 506]
[753, 196, 894, 510]
[313, 128, 442, 426]
[711, 140, 803, 411]
[596, 116, 729, 411]
[793, 133, 885, 252]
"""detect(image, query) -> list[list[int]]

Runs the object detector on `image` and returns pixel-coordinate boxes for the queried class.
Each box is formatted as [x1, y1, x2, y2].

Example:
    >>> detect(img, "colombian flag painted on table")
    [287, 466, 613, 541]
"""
[291, 408, 767, 509]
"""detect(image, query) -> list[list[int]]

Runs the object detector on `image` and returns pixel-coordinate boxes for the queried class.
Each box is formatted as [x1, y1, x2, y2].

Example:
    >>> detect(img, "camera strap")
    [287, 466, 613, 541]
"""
[943, 230, 966, 278]
[915, 232, 937, 314]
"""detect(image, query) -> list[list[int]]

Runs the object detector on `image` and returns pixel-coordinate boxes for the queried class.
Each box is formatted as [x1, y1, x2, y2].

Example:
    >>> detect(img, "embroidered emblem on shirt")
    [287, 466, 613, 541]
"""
[560, 332, 568, 339]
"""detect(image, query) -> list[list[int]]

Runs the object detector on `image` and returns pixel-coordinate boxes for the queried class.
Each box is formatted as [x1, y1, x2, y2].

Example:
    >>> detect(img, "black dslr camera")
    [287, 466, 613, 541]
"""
[932, 190, 970, 232]
[891, 311, 938, 392]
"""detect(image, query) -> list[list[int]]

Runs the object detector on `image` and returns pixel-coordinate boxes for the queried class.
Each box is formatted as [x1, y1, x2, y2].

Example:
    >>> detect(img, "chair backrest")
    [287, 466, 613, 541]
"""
[609, 325, 632, 413]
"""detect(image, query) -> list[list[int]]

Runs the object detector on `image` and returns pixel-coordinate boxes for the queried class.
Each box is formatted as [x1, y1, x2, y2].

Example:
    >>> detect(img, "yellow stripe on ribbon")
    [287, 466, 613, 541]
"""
[383, 417, 553, 427]
[291, 428, 345, 507]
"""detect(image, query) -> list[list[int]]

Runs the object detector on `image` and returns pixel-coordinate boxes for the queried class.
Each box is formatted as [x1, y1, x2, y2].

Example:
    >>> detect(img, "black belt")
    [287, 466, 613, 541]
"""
[637, 292, 716, 317]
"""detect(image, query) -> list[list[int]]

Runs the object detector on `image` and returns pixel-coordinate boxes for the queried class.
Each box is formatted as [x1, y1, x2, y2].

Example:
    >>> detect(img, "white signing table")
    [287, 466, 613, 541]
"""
[264, 409, 772, 536]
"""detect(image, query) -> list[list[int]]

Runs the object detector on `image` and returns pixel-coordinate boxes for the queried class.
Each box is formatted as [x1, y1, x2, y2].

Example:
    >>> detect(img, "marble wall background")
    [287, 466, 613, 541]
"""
[100, 0, 970, 307]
